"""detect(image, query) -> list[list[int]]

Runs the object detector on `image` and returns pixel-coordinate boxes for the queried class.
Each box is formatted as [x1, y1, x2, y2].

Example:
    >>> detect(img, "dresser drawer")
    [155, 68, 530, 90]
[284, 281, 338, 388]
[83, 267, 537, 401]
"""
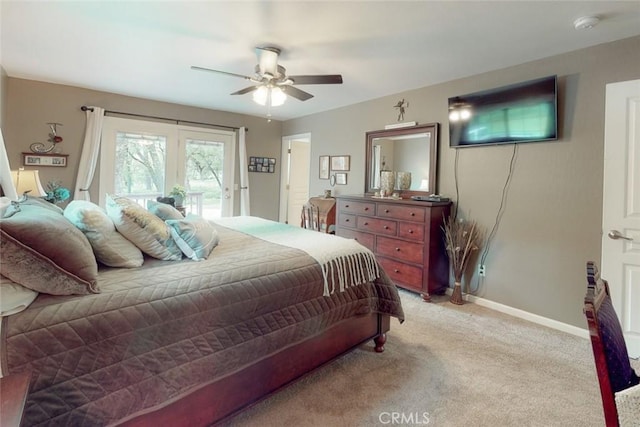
[338, 199, 375, 215]
[376, 204, 426, 222]
[398, 222, 425, 242]
[338, 213, 357, 228]
[378, 256, 423, 291]
[376, 236, 424, 264]
[357, 216, 397, 235]
[337, 228, 374, 251]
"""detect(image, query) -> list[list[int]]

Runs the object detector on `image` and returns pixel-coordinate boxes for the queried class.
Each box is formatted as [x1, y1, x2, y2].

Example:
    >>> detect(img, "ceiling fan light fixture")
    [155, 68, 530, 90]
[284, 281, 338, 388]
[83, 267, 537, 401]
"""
[252, 86, 287, 107]
[252, 86, 268, 105]
[270, 87, 287, 106]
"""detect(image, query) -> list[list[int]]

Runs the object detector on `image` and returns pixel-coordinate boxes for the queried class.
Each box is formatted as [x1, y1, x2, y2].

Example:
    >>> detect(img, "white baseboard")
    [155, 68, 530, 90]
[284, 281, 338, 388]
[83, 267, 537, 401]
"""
[444, 288, 589, 339]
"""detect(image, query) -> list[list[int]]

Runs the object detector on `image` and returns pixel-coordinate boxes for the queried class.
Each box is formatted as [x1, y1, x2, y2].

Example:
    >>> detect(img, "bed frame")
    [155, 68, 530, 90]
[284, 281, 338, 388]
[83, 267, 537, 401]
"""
[118, 313, 390, 426]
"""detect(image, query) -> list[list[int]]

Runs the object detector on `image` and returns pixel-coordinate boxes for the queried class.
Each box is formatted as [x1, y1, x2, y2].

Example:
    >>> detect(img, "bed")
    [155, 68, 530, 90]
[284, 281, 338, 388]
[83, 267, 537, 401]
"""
[0, 197, 404, 426]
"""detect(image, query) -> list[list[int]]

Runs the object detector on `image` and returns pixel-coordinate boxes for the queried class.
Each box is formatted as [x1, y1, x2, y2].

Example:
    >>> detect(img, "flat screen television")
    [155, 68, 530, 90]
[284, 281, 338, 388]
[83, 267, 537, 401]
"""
[448, 75, 558, 148]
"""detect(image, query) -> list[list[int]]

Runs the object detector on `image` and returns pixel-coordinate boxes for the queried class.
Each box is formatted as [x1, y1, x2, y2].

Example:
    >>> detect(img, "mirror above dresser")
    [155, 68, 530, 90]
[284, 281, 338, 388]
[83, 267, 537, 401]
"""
[365, 123, 439, 196]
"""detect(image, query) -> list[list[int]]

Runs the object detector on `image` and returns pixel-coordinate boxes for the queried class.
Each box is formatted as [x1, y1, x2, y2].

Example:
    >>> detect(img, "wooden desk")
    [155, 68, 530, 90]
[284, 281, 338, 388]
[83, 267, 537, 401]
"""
[0, 371, 31, 427]
[308, 197, 336, 234]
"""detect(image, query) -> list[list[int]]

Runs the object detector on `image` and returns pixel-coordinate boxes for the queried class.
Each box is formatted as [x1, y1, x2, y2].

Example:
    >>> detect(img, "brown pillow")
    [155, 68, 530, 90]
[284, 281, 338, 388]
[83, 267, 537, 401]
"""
[64, 200, 144, 268]
[106, 195, 182, 261]
[0, 201, 100, 295]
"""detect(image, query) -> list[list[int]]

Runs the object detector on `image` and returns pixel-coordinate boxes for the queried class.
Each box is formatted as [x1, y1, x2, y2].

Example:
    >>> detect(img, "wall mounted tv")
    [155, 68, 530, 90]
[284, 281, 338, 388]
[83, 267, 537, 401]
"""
[448, 75, 558, 148]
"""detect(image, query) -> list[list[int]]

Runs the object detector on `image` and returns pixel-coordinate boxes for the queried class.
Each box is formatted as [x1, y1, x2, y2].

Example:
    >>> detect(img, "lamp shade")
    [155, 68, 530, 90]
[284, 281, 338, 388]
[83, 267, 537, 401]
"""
[10, 168, 47, 197]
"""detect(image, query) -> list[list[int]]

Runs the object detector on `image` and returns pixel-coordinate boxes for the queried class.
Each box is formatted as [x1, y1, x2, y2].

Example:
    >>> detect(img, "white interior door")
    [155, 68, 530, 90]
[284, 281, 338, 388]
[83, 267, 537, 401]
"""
[287, 140, 311, 226]
[602, 79, 640, 358]
[279, 133, 310, 224]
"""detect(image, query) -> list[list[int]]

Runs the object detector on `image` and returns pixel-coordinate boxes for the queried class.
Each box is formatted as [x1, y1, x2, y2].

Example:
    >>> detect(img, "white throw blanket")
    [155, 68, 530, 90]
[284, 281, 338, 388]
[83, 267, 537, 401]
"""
[616, 384, 640, 427]
[215, 216, 379, 296]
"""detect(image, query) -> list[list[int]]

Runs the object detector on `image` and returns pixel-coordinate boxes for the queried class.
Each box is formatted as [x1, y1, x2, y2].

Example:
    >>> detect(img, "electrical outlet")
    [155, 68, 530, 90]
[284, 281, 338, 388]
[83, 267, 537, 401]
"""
[478, 264, 486, 277]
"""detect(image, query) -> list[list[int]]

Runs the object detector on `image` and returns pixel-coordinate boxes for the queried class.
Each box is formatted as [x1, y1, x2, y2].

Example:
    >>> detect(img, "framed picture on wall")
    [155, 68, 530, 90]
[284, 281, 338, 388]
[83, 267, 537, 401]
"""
[335, 172, 347, 185]
[22, 152, 68, 167]
[330, 155, 350, 171]
[319, 155, 330, 179]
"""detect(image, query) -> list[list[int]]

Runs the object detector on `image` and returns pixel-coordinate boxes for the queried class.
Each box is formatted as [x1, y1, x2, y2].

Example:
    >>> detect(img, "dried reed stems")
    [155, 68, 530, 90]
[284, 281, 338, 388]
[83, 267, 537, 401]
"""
[443, 215, 482, 304]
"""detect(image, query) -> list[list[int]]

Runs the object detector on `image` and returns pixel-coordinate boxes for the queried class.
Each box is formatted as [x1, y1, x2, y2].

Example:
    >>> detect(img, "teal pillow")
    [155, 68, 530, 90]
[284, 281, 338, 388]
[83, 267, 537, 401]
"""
[166, 214, 219, 261]
[146, 200, 183, 221]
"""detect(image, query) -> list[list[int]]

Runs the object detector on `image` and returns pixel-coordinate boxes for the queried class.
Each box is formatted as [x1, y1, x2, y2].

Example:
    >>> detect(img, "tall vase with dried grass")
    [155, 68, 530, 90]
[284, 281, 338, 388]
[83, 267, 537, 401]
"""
[443, 215, 482, 305]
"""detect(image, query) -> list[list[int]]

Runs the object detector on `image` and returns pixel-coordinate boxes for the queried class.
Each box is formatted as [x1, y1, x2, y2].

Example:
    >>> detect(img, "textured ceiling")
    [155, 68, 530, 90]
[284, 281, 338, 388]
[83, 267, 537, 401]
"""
[2, 1, 639, 121]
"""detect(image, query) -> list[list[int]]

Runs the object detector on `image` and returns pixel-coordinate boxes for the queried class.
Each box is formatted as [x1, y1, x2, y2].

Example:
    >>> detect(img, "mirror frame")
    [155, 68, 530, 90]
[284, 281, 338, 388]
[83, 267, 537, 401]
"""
[365, 123, 439, 196]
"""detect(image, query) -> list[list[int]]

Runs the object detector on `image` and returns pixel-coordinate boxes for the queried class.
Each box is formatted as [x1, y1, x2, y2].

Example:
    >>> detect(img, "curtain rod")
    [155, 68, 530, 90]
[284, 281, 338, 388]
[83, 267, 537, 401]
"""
[80, 106, 245, 132]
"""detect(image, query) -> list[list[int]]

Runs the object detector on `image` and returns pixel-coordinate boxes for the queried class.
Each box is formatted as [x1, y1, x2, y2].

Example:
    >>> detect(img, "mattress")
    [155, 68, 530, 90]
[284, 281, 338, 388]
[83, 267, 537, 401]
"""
[1, 220, 404, 426]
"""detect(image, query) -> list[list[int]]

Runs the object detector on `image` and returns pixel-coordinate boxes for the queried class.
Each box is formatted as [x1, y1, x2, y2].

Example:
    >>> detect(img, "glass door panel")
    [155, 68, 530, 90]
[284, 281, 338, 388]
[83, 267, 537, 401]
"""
[114, 131, 167, 198]
[180, 129, 235, 218]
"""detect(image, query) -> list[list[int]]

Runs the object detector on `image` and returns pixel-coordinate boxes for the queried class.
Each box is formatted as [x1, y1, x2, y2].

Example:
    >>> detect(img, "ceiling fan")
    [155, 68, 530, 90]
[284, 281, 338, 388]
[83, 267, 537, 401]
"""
[191, 46, 343, 106]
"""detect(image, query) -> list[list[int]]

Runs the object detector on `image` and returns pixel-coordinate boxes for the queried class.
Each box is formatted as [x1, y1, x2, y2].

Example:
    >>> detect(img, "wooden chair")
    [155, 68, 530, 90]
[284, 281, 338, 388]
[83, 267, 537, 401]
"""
[301, 202, 320, 231]
[584, 261, 640, 426]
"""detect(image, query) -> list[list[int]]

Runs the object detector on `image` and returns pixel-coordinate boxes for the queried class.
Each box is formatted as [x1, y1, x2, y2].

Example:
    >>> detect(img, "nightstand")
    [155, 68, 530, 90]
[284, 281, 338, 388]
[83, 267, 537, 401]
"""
[0, 371, 31, 427]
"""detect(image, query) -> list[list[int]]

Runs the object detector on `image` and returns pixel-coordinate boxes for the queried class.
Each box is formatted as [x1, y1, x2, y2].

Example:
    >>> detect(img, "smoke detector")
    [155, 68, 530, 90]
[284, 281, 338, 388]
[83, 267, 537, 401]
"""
[574, 16, 600, 30]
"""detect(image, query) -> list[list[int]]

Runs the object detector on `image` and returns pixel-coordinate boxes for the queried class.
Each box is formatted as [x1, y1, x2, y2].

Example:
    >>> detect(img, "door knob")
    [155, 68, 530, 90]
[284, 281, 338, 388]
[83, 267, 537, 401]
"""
[608, 230, 633, 241]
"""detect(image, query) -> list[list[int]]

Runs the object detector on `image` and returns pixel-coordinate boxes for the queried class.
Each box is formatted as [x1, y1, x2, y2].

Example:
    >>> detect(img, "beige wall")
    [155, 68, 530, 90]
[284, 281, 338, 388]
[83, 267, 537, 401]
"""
[283, 35, 640, 328]
[0, 66, 7, 128]
[4, 79, 283, 219]
[4, 36, 639, 328]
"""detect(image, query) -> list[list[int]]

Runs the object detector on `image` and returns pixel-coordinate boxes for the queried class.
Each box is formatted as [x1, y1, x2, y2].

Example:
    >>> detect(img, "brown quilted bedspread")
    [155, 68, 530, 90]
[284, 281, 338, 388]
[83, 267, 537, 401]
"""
[1, 223, 404, 426]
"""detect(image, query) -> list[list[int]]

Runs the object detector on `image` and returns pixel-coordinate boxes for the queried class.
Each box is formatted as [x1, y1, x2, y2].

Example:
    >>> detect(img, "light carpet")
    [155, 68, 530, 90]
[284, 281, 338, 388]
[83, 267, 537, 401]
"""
[220, 290, 639, 426]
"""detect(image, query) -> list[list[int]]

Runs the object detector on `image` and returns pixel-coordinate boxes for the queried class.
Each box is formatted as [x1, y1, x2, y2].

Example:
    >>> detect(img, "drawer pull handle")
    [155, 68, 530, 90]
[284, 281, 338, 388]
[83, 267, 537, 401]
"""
[411, 212, 416, 216]
[394, 269, 400, 273]
[364, 222, 369, 226]
[364, 207, 369, 211]
[345, 219, 350, 222]
[384, 226, 389, 230]
[345, 204, 350, 208]
[409, 230, 414, 234]
[395, 247, 400, 252]
[385, 209, 390, 213]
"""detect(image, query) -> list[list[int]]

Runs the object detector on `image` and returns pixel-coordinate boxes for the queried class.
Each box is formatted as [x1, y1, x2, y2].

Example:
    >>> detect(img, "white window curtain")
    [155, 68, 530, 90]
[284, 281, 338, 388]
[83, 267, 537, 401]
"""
[0, 128, 18, 200]
[238, 127, 251, 216]
[74, 107, 105, 201]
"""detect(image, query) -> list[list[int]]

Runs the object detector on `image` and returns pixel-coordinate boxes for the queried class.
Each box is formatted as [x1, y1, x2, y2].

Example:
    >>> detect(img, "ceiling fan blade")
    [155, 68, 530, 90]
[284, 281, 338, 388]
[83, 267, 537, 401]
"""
[191, 66, 252, 80]
[289, 75, 343, 85]
[256, 47, 280, 76]
[284, 86, 314, 101]
[230, 86, 259, 95]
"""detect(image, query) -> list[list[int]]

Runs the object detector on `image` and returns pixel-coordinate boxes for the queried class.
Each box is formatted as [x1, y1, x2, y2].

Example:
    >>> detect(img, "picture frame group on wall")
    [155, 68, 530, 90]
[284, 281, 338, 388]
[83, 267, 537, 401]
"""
[249, 156, 276, 173]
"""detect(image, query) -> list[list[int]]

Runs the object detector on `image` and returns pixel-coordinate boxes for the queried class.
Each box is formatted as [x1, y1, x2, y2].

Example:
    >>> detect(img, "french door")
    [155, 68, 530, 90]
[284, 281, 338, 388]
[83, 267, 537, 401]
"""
[99, 117, 235, 218]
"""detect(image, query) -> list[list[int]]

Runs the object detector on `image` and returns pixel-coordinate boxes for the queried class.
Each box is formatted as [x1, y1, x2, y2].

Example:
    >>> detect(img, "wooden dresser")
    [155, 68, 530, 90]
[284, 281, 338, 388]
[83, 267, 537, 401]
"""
[307, 197, 336, 234]
[335, 195, 451, 301]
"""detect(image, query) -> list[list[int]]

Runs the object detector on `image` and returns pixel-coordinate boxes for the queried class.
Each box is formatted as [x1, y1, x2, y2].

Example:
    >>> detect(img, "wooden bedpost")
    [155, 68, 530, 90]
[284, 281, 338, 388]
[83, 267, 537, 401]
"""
[374, 333, 386, 353]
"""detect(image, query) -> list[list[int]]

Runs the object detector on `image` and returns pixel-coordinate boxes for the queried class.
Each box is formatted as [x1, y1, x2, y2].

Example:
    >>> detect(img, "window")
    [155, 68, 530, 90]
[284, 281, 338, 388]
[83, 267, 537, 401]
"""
[100, 117, 235, 218]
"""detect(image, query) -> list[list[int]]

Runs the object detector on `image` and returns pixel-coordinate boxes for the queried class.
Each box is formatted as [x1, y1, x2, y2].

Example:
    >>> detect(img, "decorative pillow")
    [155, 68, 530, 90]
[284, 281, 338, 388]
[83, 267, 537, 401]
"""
[64, 200, 144, 268]
[147, 199, 183, 221]
[106, 194, 182, 261]
[166, 214, 219, 261]
[0, 197, 12, 217]
[0, 275, 38, 316]
[0, 201, 100, 295]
